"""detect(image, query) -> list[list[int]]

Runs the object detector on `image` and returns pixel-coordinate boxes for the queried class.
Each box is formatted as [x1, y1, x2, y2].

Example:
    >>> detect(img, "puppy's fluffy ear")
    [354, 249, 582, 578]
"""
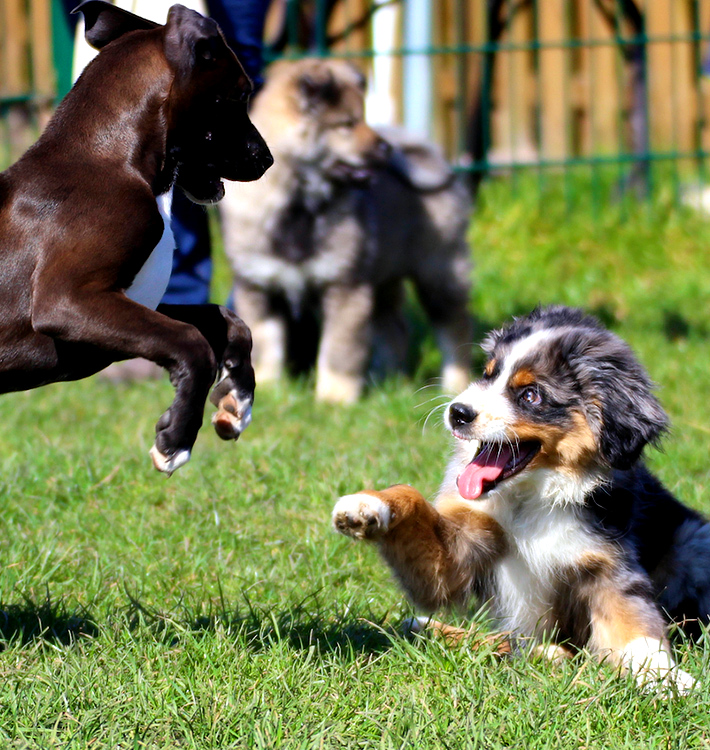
[578, 333, 669, 470]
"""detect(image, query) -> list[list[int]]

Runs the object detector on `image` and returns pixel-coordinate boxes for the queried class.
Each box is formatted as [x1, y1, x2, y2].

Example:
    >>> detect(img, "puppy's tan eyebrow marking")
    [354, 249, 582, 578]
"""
[509, 367, 537, 389]
[484, 359, 498, 377]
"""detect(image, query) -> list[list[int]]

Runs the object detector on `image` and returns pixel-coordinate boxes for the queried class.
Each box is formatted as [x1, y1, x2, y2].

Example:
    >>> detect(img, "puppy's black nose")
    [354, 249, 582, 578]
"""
[449, 402, 477, 427]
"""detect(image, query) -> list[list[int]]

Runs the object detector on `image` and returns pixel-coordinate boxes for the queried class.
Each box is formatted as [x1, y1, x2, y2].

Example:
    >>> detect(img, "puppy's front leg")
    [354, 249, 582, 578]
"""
[333, 485, 505, 611]
[586, 573, 697, 694]
[232, 282, 287, 384]
[316, 283, 374, 404]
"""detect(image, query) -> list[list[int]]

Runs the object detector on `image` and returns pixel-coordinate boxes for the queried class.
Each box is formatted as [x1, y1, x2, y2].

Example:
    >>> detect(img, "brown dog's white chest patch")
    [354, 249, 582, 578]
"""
[125, 197, 174, 310]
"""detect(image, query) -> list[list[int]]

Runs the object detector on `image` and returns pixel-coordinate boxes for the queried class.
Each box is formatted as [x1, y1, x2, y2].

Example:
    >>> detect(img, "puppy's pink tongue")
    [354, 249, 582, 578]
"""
[457, 445, 511, 500]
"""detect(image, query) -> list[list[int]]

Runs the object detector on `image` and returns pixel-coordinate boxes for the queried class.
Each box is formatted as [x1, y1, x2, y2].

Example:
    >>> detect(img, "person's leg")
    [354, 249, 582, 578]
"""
[206, 0, 271, 89]
[163, 0, 270, 314]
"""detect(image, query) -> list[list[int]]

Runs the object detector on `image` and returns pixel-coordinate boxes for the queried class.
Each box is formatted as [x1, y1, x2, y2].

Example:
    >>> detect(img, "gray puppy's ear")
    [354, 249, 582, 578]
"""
[298, 69, 341, 110]
[73, 1, 159, 50]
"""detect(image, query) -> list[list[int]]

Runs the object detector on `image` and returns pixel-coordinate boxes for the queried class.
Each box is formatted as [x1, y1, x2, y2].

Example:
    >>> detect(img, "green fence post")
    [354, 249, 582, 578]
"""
[51, 0, 74, 102]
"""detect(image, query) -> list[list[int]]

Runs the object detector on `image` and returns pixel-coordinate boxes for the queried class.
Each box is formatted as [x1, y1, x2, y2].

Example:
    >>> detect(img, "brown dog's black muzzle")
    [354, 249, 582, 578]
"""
[225, 128, 273, 182]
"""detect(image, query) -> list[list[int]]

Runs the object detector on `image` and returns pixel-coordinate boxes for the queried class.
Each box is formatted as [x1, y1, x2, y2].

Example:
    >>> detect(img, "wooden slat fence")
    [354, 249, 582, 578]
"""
[2, 0, 709, 194]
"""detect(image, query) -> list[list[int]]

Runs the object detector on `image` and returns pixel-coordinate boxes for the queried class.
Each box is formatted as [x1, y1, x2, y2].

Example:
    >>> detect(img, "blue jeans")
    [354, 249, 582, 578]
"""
[162, 189, 212, 305]
[207, 0, 270, 90]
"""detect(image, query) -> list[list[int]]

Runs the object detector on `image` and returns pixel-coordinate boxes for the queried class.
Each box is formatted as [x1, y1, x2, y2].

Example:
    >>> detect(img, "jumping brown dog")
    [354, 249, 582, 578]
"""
[0, 2, 272, 473]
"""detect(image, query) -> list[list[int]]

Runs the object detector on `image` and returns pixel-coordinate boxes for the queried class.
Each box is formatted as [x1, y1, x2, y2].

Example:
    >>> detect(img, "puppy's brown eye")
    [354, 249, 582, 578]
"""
[520, 386, 542, 406]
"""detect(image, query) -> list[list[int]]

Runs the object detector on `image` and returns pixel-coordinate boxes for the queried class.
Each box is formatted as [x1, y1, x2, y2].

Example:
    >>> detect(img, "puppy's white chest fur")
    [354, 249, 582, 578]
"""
[487, 492, 599, 635]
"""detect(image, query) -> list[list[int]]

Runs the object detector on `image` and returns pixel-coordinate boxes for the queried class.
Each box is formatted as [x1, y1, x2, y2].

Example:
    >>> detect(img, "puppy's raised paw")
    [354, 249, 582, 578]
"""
[332, 493, 391, 540]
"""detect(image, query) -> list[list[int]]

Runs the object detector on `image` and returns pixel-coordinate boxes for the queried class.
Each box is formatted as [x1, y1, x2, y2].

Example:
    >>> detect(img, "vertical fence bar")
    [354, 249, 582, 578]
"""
[403, 0, 433, 139]
[691, 0, 707, 188]
[539, 0, 567, 165]
[314, 0, 328, 54]
[638, 0, 652, 203]
[480, 0, 493, 192]
[669, 0, 681, 203]
[366, 0, 399, 127]
[2, 0, 26, 100]
[50, 0, 74, 100]
[2, 0, 33, 162]
[532, 0, 543, 201]
[286, 0, 299, 51]
[562, 1, 572, 212]
[502, 1, 516, 195]
[30, 0, 54, 130]
[583, 0, 601, 215]
[612, 2, 625, 211]
[453, 0, 467, 158]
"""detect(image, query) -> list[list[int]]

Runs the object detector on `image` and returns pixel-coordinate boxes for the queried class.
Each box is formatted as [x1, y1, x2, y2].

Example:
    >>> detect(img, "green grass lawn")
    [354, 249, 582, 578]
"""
[2, 177, 710, 748]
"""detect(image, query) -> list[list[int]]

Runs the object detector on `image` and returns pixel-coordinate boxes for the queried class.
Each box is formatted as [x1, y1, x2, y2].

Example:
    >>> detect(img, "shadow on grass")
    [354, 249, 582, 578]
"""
[0, 590, 98, 648]
[0, 588, 403, 658]
[125, 589, 400, 658]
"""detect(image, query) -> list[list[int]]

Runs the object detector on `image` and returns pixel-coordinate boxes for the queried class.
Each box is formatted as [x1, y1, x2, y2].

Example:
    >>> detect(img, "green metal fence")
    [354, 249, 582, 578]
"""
[259, 0, 710, 209]
[2, 0, 710, 207]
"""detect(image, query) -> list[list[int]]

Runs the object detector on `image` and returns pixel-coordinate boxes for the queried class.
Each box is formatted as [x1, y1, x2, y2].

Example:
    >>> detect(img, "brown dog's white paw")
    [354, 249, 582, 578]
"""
[332, 493, 391, 540]
[149, 445, 191, 476]
[209, 366, 253, 440]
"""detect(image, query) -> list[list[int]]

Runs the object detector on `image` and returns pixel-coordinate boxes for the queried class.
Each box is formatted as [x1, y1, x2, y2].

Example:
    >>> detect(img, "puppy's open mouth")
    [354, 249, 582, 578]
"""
[457, 441, 540, 500]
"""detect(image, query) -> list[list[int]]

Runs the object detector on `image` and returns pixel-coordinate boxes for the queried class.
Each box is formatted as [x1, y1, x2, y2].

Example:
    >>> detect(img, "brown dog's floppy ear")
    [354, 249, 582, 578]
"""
[73, 1, 159, 50]
[162, 4, 227, 75]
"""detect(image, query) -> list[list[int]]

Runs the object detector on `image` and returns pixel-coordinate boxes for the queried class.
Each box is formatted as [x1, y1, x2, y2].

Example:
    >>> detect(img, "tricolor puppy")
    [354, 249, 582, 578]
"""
[333, 306, 710, 692]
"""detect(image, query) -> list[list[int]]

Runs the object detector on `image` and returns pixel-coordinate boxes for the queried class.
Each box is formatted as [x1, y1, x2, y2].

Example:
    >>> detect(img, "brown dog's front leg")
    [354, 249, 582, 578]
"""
[332, 485, 506, 611]
[31, 291, 217, 474]
[157, 304, 255, 441]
